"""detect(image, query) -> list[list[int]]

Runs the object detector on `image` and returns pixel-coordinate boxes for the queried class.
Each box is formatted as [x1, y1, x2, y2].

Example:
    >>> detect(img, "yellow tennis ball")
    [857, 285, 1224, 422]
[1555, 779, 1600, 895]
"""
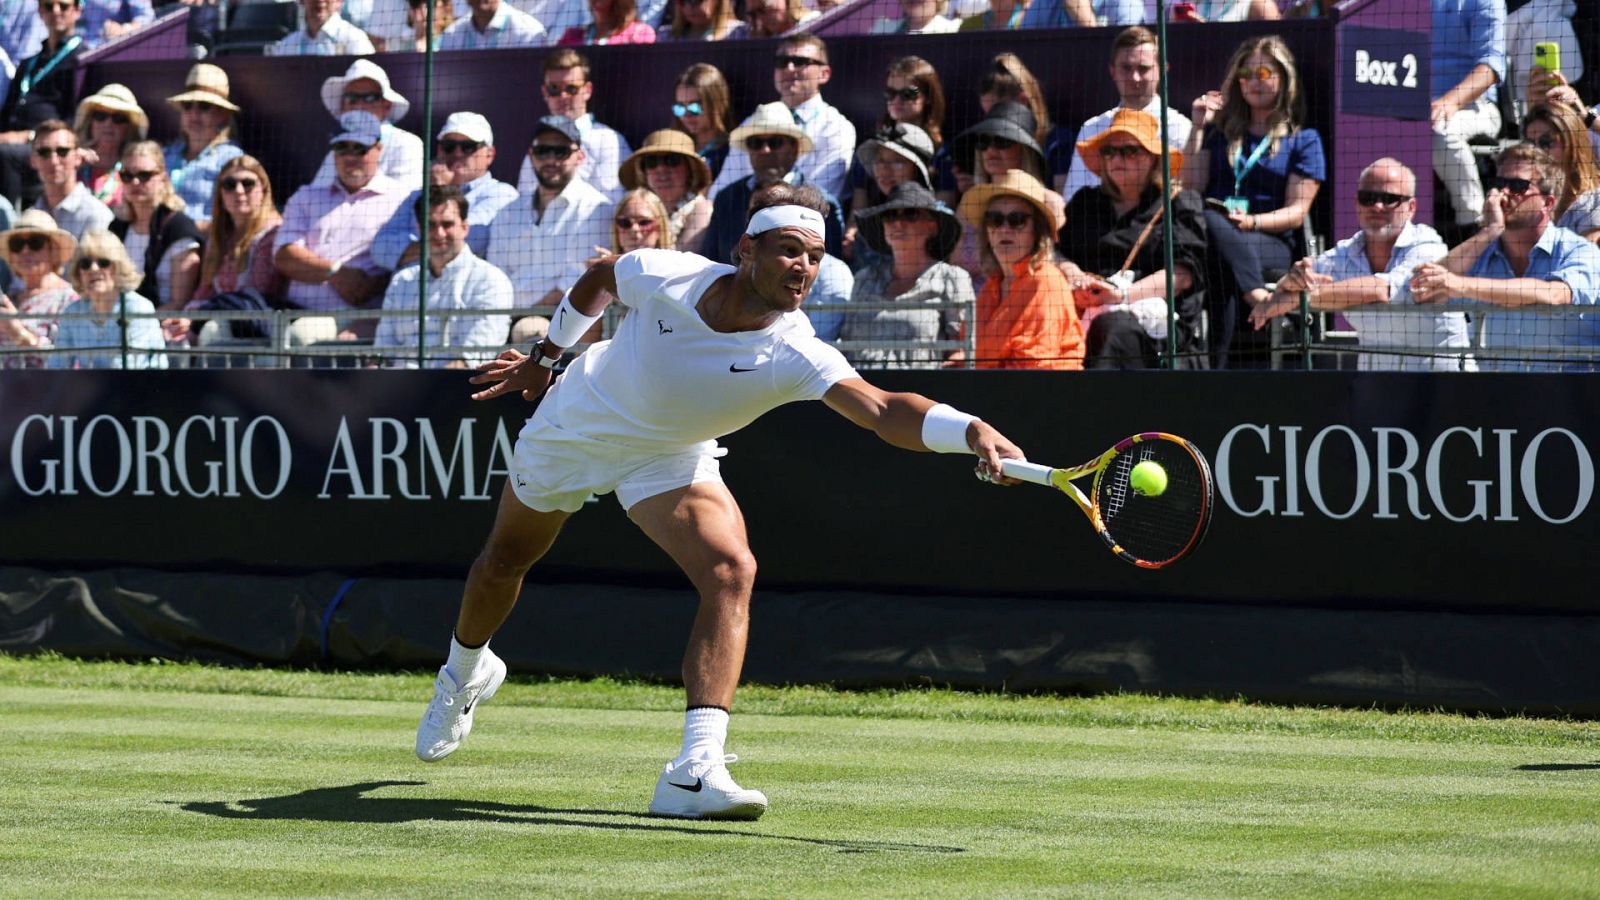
[1130, 460, 1168, 497]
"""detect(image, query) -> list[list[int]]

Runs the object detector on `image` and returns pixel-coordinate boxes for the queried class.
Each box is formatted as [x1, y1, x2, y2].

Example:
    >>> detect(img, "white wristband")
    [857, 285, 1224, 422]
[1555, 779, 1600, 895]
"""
[546, 294, 602, 348]
[922, 403, 977, 454]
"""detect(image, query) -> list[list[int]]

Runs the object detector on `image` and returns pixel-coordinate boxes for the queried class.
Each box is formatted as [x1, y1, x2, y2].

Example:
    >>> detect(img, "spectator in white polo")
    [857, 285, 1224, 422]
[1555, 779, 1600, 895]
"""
[519, 48, 630, 202]
[438, 0, 546, 49]
[274, 112, 411, 344]
[266, 0, 377, 56]
[30, 119, 113, 241]
[374, 184, 514, 367]
[310, 60, 424, 190]
[488, 115, 612, 328]
[371, 111, 519, 271]
[708, 33, 856, 201]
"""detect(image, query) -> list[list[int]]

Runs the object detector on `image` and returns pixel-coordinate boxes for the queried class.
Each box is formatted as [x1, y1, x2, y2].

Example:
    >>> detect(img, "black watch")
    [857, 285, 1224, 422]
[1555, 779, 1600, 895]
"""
[1585, 107, 1598, 129]
[532, 339, 561, 369]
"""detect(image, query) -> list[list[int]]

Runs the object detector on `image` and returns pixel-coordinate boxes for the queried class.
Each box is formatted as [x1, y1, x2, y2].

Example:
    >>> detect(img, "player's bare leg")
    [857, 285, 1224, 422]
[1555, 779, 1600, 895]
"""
[629, 482, 768, 820]
[456, 482, 572, 646]
[416, 482, 570, 761]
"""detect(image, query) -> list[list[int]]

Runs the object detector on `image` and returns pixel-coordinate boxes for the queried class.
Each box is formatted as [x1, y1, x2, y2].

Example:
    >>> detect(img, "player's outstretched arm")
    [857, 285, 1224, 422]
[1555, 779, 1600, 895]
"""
[822, 378, 1025, 484]
[469, 258, 621, 402]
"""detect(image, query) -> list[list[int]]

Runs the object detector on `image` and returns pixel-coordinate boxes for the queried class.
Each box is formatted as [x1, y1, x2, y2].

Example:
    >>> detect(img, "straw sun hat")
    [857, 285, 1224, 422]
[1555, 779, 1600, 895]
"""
[0, 209, 77, 269]
[74, 83, 149, 140]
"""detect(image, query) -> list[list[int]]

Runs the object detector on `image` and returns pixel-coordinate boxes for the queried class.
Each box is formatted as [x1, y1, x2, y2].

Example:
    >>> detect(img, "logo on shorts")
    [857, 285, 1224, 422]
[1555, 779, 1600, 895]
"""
[515, 474, 527, 487]
[658, 320, 673, 335]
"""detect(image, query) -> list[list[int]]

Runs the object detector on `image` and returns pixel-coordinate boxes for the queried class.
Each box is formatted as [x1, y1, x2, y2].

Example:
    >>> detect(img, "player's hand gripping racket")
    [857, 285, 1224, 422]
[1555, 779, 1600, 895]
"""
[1000, 433, 1215, 569]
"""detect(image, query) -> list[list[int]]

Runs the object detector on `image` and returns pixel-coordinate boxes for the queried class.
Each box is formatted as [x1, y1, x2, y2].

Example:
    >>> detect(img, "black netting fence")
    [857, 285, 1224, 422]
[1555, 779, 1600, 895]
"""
[0, 0, 1595, 371]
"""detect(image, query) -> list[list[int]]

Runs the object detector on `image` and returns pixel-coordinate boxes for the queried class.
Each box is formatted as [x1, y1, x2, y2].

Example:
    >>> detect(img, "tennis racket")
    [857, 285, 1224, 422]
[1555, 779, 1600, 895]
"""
[1000, 433, 1215, 569]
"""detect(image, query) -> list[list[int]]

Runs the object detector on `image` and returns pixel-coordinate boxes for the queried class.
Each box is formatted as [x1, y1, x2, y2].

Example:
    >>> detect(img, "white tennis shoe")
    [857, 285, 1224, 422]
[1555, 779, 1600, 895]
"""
[648, 753, 769, 820]
[415, 650, 507, 762]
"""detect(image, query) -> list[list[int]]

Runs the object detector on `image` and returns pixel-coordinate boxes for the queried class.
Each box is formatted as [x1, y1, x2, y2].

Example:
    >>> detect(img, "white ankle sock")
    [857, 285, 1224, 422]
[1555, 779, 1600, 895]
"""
[678, 706, 729, 764]
[446, 635, 487, 683]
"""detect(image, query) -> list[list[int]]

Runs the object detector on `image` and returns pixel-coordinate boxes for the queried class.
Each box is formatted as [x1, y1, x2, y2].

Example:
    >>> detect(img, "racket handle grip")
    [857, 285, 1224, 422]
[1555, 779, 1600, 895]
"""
[999, 459, 1055, 485]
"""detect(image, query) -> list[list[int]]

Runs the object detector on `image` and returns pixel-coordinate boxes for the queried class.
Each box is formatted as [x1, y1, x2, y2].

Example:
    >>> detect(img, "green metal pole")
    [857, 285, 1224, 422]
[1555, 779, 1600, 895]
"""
[119, 291, 129, 369]
[416, 1, 436, 368]
[1156, 0, 1177, 368]
[1299, 290, 1312, 370]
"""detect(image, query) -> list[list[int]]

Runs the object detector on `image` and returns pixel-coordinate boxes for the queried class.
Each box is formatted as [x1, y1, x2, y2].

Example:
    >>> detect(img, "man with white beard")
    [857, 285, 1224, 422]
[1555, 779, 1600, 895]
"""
[1248, 157, 1470, 371]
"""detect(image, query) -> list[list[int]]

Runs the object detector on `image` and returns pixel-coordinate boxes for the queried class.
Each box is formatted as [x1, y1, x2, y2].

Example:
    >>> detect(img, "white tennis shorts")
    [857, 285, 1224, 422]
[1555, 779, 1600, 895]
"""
[508, 408, 727, 514]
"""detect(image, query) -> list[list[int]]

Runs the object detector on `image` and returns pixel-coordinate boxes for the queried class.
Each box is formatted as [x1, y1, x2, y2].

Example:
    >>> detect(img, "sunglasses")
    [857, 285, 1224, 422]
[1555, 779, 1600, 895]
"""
[671, 101, 703, 118]
[332, 141, 373, 156]
[530, 143, 575, 160]
[1237, 65, 1278, 82]
[640, 154, 685, 171]
[1530, 135, 1560, 151]
[774, 54, 823, 71]
[983, 210, 1033, 230]
[76, 257, 114, 272]
[343, 91, 384, 105]
[219, 176, 260, 192]
[1488, 175, 1538, 196]
[881, 208, 931, 223]
[8, 235, 50, 253]
[437, 139, 483, 155]
[744, 136, 792, 152]
[614, 216, 659, 229]
[40, 1, 74, 11]
[975, 134, 1017, 152]
[122, 169, 161, 185]
[1098, 144, 1146, 160]
[178, 100, 218, 112]
[1355, 189, 1411, 208]
[543, 83, 585, 97]
[33, 146, 72, 159]
[90, 110, 130, 125]
[883, 86, 922, 103]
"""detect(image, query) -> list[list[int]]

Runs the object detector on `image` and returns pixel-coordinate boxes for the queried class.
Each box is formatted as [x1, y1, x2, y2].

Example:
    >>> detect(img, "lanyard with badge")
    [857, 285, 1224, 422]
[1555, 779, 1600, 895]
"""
[18, 35, 82, 100]
[1225, 134, 1272, 215]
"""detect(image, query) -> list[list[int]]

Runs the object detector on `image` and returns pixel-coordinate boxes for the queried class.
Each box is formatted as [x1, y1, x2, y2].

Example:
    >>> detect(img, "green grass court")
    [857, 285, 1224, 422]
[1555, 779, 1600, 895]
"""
[2, 653, 1597, 897]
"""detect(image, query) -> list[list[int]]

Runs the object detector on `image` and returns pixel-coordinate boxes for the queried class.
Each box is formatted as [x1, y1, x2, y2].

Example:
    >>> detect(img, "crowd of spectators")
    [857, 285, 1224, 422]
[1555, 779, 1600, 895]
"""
[0, 0, 1596, 371]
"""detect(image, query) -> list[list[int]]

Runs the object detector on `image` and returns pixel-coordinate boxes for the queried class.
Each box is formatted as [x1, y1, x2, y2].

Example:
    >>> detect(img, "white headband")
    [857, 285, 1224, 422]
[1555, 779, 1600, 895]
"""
[745, 205, 826, 239]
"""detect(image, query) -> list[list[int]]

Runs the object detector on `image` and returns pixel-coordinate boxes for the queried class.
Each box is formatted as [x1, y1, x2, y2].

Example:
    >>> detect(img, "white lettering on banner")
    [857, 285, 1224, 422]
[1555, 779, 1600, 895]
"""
[316, 416, 516, 500]
[1218, 423, 1594, 524]
[1354, 49, 1418, 88]
[11, 414, 291, 499]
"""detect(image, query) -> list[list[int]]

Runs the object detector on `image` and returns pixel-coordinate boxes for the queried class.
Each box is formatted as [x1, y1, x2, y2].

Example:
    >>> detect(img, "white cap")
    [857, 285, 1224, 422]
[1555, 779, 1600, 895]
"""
[331, 110, 384, 148]
[437, 111, 493, 147]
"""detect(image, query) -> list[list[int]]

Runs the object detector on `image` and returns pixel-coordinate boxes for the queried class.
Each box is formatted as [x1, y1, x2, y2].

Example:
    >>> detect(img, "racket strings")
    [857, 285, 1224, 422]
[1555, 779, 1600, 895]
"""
[1096, 442, 1209, 564]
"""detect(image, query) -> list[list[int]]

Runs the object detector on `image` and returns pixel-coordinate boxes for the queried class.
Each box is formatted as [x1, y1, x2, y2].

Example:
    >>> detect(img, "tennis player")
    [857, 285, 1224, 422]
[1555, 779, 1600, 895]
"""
[415, 184, 1025, 820]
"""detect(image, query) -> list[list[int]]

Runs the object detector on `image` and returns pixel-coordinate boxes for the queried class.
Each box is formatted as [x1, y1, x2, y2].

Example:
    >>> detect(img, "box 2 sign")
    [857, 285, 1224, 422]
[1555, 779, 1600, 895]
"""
[1340, 25, 1430, 121]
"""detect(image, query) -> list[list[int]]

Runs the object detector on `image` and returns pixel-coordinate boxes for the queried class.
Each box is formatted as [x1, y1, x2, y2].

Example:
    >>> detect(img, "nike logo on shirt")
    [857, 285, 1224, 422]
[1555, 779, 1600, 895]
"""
[729, 364, 759, 373]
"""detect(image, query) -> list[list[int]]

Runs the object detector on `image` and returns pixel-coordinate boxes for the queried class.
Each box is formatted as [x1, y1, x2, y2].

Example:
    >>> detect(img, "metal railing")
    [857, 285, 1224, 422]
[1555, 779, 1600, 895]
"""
[1, 298, 980, 370]
[1263, 296, 1600, 373]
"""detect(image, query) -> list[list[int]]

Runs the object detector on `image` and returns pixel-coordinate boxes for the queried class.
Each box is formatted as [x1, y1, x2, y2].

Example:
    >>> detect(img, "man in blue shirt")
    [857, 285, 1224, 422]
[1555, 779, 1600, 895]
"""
[371, 111, 517, 272]
[1432, 0, 1507, 228]
[1250, 158, 1469, 371]
[1412, 143, 1600, 372]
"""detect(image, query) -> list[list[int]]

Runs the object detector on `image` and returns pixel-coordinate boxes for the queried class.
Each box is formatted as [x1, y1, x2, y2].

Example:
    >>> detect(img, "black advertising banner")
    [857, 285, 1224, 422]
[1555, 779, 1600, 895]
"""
[1339, 25, 1432, 121]
[2, 371, 1596, 613]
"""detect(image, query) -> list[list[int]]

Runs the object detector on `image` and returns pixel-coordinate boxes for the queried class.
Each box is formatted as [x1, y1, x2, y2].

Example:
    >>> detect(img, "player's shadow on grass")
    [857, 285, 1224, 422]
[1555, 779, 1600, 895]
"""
[174, 780, 963, 855]
[1516, 762, 1600, 771]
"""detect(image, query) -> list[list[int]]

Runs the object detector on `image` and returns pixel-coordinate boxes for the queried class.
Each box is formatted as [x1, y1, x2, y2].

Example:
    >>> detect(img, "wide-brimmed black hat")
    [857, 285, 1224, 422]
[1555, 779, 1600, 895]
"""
[952, 101, 1045, 174]
[855, 122, 935, 189]
[856, 182, 962, 260]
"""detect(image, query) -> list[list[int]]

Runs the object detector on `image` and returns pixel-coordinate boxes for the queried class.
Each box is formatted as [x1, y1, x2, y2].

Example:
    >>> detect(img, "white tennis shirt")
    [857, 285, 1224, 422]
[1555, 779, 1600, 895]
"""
[540, 249, 860, 450]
